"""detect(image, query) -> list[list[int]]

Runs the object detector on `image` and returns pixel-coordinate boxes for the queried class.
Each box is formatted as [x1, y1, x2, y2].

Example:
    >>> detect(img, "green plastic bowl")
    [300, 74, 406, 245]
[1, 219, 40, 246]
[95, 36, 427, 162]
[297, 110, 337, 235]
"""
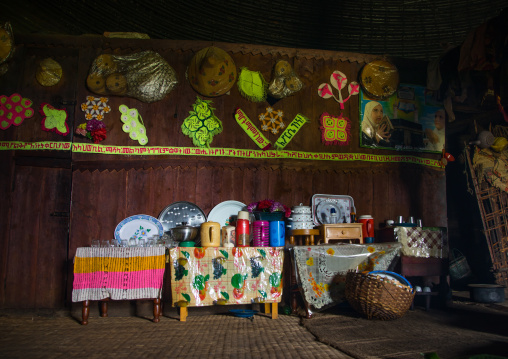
[179, 241, 195, 247]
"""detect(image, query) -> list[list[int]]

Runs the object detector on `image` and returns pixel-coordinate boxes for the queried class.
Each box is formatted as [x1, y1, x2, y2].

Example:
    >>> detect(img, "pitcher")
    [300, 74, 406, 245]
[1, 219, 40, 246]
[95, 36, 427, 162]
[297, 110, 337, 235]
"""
[201, 221, 221, 247]
[358, 215, 374, 240]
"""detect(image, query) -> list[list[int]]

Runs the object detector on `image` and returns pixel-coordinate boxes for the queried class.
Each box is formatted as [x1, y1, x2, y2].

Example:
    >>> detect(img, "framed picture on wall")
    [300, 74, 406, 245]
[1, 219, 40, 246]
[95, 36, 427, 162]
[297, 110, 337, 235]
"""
[359, 84, 445, 153]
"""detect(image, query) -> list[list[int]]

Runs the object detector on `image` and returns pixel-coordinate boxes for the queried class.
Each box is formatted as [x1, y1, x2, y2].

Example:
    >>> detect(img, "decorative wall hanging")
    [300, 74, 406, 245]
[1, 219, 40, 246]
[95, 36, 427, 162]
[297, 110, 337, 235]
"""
[360, 84, 445, 153]
[359, 59, 399, 100]
[319, 112, 351, 146]
[187, 46, 237, 97]
[259, 107, 285, 134]
[267, 60, 303, 100]
[274, 114, 310, 150]
[119, 105, 148, 145]
[235, 108, 271, 150]
[1, 141, 443, 168]
[36, 58, 62, 87]
[75, 120, 107, 144]
[318, 71, 360, 110]
[0, 93, 34, 130]
[237, 68, 267, 102]
[80, 96, 111, 121]
[182, 97, 223, 148]
[0, 22, 14, 76]
[39, 103, 69, 136]
[86, 51, 178, 103]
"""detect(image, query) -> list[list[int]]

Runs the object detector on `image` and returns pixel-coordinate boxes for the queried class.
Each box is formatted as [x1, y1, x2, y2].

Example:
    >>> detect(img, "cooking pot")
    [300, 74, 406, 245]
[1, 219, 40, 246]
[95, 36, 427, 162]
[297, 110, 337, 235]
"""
[288, 213, 313, 222]
[291, 221, 315, 230]
[468, 284, 505, 303]
[169, 222, 199, 242]
[292, 203, 311, 214]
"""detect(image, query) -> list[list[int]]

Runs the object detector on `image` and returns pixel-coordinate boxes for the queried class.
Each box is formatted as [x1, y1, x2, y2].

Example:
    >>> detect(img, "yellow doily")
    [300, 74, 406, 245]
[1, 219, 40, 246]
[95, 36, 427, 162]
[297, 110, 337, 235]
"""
[258, 107, 285, 134]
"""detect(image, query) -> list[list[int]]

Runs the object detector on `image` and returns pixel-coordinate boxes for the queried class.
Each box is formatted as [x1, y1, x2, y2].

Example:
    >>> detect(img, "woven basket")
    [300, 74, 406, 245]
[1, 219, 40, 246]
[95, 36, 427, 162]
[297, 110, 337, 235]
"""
[345, 271, 415, 320]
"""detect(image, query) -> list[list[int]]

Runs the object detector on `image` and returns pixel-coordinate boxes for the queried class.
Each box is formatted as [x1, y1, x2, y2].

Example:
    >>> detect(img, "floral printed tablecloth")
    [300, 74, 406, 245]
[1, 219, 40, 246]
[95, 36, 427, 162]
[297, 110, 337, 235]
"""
[292, 242, 401, 310]
[169, 247, 284, 307]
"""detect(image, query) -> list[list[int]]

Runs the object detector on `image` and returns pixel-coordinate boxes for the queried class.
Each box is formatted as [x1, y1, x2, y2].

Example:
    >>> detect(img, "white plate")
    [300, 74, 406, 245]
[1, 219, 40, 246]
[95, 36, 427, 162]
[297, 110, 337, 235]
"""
[114, 214, 164, 244]
[315, 201, 344, 224]
[207, 200, 247, 227]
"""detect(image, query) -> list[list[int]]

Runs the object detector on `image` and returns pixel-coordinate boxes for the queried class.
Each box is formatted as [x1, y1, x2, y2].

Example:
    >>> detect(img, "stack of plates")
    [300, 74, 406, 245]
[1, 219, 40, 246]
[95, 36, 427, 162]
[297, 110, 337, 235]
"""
[252, 220, 269, 247]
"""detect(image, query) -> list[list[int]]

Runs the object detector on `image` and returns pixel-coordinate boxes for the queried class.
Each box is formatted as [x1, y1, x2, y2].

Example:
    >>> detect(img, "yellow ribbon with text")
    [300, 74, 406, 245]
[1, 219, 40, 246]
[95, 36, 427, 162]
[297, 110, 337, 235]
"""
[274, 113, 310, 150]
[235, 108, 272, 150]
[0, 141, 442, 168]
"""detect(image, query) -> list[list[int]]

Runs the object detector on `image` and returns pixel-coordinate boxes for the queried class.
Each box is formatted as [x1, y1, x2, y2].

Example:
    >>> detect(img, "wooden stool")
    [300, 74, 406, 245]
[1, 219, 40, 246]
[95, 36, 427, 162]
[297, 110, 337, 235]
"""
[289, 229, 320, 246]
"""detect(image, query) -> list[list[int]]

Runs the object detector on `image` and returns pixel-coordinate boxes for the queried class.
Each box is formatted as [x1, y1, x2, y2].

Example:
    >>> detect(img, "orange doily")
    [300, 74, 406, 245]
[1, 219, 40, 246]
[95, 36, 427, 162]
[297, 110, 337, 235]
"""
[258, 107, 285, 134]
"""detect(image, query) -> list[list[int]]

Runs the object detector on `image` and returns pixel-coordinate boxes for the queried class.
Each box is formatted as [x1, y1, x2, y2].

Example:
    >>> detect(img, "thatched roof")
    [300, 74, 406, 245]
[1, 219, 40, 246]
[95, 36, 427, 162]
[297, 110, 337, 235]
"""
[1, 0, 507, 60]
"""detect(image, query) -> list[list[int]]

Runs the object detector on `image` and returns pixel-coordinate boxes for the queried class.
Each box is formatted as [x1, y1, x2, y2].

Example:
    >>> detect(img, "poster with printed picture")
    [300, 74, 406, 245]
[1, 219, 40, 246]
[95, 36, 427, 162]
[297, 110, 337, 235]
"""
[360, 84, 445, 153]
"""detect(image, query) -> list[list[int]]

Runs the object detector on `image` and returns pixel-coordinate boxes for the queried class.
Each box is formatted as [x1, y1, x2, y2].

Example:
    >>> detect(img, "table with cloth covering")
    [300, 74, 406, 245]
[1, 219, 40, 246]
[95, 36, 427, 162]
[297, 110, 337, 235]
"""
[72, 247, 166, 325]
[169, 247, 284, 321]
[290, 242, 402, 316]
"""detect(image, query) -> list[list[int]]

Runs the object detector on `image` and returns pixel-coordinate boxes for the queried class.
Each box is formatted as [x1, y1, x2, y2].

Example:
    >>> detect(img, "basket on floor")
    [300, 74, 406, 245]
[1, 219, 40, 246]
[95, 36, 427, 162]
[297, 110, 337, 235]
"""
[345, 271, 415, 320]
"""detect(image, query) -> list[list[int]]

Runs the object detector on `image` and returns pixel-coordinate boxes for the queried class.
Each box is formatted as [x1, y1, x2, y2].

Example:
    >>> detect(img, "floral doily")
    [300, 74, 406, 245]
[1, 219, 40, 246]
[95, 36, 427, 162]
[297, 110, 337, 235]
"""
[319, 112, 351, 145]
[0, 93, 34, 130]
[182, 97, 222, 148]
[259, 107, 285, 134]
[80, 96, 111, 121]
[40, 103, 69, 136]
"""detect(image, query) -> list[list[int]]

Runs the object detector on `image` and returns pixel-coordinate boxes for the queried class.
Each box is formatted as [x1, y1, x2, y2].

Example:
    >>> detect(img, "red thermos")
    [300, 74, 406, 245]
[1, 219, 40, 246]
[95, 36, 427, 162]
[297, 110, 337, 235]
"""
[236, 211, 250, 247]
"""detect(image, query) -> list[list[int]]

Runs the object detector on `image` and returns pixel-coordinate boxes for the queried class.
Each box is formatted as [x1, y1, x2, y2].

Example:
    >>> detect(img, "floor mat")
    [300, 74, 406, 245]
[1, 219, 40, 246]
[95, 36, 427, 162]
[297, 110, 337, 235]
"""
[302, 302, 508, 359]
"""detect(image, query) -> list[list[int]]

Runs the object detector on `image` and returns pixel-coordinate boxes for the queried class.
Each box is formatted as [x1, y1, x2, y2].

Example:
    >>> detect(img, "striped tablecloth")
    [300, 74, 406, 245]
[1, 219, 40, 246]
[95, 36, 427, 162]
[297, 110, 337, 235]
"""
[72, 247, 166, 302]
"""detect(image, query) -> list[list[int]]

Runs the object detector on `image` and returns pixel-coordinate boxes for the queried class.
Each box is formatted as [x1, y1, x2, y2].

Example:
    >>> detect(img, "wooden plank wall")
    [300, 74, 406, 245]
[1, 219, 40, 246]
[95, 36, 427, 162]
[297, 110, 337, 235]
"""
[0, 34, 445, 309]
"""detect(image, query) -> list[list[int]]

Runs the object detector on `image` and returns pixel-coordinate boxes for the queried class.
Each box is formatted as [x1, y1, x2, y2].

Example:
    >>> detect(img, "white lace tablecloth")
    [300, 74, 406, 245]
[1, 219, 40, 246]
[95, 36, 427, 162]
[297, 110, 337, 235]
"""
[292, 242, 401, 310]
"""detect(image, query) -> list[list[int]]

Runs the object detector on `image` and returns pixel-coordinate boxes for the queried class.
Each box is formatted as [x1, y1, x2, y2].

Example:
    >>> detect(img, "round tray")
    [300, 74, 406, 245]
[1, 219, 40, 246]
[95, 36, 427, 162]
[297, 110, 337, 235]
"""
[158, 201, 207, 233]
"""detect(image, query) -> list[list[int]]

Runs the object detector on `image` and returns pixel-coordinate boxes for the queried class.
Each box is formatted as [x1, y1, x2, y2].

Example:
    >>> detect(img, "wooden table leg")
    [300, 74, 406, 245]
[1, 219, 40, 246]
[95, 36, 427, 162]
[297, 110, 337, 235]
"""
[271, 302, 278, 319]
[153, 298, 161, 323]
[180, 307, 188, 322]
[81, 300, 90, 325]
[264, 303, 271, 314]
[100, 300, 108, 317]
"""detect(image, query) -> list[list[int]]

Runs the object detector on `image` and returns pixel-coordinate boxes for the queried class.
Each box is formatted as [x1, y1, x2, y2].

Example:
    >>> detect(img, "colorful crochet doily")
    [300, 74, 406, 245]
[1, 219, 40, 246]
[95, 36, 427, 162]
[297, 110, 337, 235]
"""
[182, 97, 223, 148]
[40, 103, 69, 136]
[258, 107, 285, 134]
[0, 93, 34, 130]
[80, 96, 111, 121]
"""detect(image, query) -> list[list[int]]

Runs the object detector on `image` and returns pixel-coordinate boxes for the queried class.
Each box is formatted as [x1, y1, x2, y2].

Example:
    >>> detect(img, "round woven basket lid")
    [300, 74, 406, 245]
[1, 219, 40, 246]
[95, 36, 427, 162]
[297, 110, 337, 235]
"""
[187, 46, 237, 97]
[359, 59, 399, 100]
[36, 58, 63, 87]
[0, 27, 13, 63]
